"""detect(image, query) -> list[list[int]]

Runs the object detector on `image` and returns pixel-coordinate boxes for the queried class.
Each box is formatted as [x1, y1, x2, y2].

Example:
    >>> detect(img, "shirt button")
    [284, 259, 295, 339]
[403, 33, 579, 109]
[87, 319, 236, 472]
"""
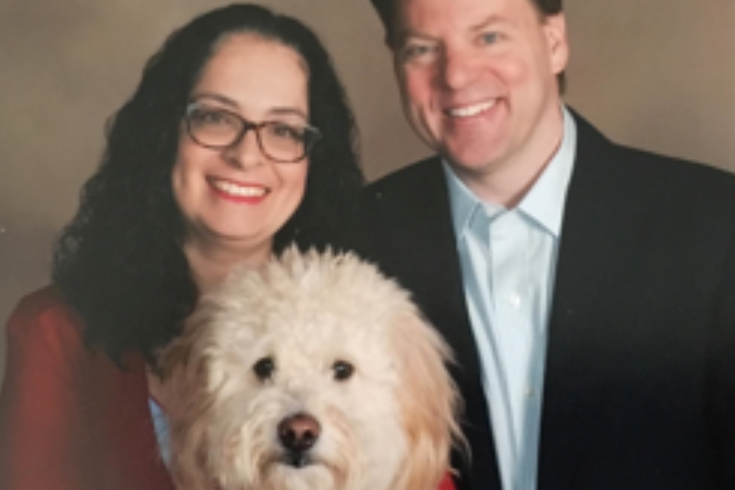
[508, 293, 522, 308]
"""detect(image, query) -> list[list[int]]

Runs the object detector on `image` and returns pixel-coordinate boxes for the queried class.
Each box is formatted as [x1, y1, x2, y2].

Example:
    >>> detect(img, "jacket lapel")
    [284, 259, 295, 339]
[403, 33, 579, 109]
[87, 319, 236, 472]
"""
[390, 159, 502, 490]
[537, 114, 650, 489]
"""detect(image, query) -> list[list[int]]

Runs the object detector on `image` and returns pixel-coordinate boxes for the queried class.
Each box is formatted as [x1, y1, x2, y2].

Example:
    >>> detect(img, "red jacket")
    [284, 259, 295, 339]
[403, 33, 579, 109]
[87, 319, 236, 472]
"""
[0, 287, 174, 490]
[0, 287, 458, 490]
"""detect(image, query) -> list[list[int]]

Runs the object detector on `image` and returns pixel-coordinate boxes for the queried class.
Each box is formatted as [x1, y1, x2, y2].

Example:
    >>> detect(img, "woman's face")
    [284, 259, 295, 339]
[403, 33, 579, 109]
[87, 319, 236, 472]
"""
[172, 33, 310, 258]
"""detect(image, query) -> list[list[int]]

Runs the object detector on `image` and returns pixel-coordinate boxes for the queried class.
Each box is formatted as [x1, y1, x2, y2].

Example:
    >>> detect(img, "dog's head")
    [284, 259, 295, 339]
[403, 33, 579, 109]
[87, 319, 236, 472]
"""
[160, 248, 462, 490]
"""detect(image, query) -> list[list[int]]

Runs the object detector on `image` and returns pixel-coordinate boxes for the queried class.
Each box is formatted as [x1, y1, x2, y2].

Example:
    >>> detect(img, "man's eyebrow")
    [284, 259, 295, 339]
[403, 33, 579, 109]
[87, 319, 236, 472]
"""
[470, 14, 508, 32]
[394, 28, 435, 46]
[395, 13, 509, 45]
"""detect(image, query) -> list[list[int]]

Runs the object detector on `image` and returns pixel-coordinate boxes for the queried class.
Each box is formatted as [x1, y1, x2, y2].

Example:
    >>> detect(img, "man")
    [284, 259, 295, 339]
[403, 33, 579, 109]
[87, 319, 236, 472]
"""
[345, 0, 735, 488]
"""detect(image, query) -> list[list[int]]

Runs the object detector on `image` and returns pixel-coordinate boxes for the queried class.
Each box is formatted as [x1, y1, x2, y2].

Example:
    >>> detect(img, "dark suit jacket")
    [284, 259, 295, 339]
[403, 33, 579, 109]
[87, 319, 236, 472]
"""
[0, 287, 175, 490]
[344, 113, 735, 489]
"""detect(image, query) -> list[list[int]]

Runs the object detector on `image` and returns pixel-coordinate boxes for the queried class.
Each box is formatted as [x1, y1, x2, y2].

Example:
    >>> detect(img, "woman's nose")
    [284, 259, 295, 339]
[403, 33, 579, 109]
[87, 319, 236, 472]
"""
[223, 129, 265, 169]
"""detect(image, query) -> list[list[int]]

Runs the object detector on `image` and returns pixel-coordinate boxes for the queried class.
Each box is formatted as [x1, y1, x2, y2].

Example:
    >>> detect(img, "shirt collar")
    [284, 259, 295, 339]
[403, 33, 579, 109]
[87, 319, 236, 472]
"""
[445, 105, 577, 240]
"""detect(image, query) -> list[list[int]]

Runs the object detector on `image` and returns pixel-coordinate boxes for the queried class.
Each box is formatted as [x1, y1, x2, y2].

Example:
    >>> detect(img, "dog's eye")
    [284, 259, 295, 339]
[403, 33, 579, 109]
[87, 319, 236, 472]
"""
[253, 357, 275, 381]
[332, 360, 354, 381]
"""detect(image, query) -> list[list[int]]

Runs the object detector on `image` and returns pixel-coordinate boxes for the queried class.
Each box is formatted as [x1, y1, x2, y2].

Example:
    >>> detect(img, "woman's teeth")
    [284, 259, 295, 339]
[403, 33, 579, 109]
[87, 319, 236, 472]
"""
[211, 180, 267, 197]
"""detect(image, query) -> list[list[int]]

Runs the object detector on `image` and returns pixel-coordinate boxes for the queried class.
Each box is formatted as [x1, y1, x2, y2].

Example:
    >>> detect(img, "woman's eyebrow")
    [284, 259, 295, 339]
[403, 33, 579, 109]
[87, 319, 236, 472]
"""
[267, 107, 309, 120]
[190, 93, 239, 109]
[191, 94, 308, 120]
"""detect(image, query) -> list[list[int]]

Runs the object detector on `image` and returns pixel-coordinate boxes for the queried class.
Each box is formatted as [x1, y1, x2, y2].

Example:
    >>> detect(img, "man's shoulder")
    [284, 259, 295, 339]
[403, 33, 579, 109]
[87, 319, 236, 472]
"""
[573, 109, 735, 204]
[341, 155, 449, 255]
[364, 155, 443, 196]
[609, 142, 735, 205]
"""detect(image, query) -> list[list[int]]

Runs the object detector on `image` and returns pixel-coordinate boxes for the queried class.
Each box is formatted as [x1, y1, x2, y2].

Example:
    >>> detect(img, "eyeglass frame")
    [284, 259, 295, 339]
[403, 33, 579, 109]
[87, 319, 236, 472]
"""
[183, 102, 322, 163]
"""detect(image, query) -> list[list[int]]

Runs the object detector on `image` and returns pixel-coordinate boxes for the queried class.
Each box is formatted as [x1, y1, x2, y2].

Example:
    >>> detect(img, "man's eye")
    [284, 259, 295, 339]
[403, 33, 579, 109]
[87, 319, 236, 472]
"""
[480, 32, 500, 45]
[401, 44, 434, 61]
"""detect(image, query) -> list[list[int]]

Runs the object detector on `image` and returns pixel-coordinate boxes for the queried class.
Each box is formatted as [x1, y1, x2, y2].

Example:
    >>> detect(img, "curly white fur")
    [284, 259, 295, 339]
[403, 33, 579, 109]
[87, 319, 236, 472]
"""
[160, 248, 462, 490]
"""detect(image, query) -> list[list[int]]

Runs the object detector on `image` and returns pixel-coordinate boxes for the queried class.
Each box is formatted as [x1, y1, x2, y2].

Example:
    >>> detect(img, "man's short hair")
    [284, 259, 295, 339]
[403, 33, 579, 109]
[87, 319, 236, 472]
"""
[369, 0, 564, 46]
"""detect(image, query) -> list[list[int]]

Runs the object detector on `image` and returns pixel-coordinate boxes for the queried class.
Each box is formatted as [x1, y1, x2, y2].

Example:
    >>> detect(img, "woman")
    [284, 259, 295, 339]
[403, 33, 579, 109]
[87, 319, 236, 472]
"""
[0, 4, 362, 489]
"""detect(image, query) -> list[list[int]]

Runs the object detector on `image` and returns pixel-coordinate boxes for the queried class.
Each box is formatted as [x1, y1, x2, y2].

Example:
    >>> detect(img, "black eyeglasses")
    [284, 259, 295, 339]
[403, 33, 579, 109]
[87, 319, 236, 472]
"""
[184, 103, 321, 163]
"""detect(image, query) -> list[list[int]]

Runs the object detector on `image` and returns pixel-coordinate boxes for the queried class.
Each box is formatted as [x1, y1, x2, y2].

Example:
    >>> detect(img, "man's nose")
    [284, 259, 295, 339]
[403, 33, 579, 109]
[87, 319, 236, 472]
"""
[439, 48, 477, 91]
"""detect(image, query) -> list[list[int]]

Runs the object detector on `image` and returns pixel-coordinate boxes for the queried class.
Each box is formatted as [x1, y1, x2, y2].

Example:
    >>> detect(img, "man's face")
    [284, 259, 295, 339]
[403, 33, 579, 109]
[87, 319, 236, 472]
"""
[392, 0, 568, 182]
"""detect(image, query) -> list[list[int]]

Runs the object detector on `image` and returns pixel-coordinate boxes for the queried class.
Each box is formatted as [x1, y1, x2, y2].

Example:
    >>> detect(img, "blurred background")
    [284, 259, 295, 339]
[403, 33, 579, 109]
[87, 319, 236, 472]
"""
[1, 0, 734, 379]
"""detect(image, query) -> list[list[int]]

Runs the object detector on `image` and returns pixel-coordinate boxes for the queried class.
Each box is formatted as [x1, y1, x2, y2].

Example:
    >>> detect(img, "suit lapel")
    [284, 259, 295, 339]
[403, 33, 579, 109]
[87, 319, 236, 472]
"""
[407, 160, 482, 376]
[537, 114, 650, 489]
[391, 159, 502, 490]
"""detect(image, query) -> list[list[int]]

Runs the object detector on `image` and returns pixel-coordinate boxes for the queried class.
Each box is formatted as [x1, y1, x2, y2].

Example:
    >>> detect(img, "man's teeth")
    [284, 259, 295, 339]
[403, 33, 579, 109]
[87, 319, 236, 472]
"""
[211, 180, 267, 197]
[448, 101, 496, 118]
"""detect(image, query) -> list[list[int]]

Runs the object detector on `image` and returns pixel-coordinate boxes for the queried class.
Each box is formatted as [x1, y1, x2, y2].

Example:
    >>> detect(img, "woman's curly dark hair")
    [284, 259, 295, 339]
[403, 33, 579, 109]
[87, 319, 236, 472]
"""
[52, 3, 363, 365]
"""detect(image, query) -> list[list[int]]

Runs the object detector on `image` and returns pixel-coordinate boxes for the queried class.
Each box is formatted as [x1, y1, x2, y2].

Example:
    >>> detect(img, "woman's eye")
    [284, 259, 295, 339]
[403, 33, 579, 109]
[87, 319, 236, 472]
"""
[192, 109, 231, 126]
[203, 112, 228, 125]
[270, 123, 305, 142]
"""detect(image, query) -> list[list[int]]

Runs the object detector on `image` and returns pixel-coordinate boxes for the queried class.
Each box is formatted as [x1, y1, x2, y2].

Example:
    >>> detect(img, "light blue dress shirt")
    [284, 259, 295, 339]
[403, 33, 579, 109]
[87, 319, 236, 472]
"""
[444, 107, 577, 490]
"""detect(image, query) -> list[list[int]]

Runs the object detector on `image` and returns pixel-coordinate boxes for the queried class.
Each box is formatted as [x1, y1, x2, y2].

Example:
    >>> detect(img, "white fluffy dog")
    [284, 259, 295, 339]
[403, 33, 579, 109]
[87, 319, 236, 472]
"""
[160, 248, 461, 490]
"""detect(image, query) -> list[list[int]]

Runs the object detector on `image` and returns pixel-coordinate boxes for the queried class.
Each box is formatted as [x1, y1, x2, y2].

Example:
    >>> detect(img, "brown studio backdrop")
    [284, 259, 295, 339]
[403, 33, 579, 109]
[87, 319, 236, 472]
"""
[1, 0, 734, 381]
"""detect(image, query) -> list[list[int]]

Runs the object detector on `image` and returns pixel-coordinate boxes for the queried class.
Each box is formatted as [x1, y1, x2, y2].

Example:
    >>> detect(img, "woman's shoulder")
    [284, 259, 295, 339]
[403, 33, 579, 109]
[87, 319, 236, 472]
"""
[5, 285, 85, 349]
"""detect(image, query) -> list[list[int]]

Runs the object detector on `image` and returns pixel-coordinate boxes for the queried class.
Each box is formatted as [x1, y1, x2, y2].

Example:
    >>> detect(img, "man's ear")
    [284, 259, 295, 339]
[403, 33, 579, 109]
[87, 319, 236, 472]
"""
[544, 13, 569, 76]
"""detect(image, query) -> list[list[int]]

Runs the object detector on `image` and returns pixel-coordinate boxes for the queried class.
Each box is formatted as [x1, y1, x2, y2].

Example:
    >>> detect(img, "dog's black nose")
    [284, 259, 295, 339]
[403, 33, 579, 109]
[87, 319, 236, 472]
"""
[278, 413, 321, 452]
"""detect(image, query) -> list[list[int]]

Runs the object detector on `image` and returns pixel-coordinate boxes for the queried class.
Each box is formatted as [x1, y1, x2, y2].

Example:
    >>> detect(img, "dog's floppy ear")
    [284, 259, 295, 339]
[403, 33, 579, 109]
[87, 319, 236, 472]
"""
[156, 307, 220, 490]
[157, 330, 194, 381]
[390, 308, 464, 490]
[156, 295, 212, 381]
